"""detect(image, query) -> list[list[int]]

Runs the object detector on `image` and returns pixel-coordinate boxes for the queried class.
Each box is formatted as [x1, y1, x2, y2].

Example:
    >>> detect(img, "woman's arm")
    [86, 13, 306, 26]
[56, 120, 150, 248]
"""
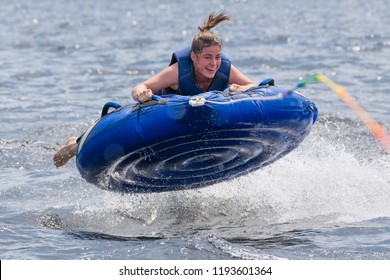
[132, 63, 179, 102]
[228, 64, 257, 92]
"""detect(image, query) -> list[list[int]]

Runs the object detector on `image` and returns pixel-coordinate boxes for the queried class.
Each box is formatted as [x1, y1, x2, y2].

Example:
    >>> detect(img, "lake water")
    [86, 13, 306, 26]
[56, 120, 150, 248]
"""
[1, 0, 390, 262]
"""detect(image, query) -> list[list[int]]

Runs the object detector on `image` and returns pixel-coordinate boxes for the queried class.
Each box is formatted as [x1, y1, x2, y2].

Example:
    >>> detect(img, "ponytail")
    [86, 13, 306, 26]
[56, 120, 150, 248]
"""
[198, 12, 231, 32]
[191, 12, 230, 54]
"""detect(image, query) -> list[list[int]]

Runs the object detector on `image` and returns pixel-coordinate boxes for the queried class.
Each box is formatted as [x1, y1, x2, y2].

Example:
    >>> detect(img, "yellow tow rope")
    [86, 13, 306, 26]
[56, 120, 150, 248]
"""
[297, 73, 390, 153]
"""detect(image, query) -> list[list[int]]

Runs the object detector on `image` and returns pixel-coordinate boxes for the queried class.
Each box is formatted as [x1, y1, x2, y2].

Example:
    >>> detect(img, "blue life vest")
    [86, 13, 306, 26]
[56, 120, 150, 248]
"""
[161, 46, 231, 95]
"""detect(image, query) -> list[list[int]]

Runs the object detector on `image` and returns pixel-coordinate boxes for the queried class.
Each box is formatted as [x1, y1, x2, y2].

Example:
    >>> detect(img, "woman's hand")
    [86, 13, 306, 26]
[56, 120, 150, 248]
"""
[229, 83, 257, 92]
[132, 85, 153, 103]
[137, 89, 153, 103]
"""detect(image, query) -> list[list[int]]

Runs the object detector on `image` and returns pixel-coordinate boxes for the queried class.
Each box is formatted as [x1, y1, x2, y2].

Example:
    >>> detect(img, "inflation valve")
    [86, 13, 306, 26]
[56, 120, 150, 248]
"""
[189, 96, 206, 107]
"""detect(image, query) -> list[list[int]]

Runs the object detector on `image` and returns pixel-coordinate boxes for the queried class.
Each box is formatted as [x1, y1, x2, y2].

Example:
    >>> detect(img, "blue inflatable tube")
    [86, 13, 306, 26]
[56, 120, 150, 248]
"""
[76, 82, 318, 193]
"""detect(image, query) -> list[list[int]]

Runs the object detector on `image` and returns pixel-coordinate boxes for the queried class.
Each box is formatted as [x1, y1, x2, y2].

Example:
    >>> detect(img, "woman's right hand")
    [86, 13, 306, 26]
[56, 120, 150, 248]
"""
[132, 85, 153, 103]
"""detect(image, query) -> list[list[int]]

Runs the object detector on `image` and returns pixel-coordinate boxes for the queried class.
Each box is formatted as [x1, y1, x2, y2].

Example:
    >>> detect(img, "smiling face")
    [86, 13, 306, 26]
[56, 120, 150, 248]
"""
[191, 45, 222, 81]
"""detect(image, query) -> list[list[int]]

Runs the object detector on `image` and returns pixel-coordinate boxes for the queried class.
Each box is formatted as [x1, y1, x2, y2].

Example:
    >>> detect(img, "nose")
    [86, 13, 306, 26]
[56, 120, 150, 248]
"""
[210, 57, 218, 66]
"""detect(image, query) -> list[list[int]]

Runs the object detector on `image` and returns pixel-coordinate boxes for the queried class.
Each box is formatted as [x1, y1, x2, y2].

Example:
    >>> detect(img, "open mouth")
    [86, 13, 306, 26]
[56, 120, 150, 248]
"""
[206, 67, 217, 75]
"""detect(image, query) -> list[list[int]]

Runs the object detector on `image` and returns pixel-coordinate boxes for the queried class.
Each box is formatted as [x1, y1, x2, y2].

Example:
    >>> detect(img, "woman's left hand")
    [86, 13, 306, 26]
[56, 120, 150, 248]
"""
[229, 83, 256, 92]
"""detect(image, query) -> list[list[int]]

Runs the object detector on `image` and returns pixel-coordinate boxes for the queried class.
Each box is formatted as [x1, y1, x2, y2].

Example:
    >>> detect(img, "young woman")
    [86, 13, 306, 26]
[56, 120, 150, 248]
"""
[54, 12, 256, 168]
[132, 12, 256, 102]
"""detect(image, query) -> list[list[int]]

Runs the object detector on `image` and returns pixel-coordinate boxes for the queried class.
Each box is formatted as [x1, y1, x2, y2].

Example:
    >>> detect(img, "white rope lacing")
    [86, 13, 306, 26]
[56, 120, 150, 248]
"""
[189, 92, 287, 107]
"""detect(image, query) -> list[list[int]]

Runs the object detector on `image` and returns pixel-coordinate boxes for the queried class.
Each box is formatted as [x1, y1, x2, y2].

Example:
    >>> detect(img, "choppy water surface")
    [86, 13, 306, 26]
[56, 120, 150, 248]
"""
[1, 0, 390, 260]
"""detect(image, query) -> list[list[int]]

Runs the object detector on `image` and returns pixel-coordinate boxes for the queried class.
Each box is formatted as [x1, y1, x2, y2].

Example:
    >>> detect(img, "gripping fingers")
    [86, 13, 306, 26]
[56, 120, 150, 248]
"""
[137, 89, 153, 103]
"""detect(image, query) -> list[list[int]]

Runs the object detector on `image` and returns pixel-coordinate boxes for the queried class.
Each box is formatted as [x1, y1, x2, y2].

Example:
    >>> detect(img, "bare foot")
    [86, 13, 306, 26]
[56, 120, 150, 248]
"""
[53, 136, 78, 168]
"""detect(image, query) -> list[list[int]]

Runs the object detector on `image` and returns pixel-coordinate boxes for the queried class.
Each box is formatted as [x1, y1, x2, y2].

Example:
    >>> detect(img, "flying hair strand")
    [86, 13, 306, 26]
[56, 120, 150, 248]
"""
[198, 12, 231, 32]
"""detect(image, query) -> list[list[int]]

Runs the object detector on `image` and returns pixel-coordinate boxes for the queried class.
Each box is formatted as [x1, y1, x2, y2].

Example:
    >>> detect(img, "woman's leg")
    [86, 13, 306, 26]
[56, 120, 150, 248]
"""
[53, 136, 78, 168]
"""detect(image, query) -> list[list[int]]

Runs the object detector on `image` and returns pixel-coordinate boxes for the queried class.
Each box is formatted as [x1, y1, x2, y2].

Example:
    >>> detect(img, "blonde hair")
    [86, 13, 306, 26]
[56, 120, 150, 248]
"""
[191, 12, 231, 54]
